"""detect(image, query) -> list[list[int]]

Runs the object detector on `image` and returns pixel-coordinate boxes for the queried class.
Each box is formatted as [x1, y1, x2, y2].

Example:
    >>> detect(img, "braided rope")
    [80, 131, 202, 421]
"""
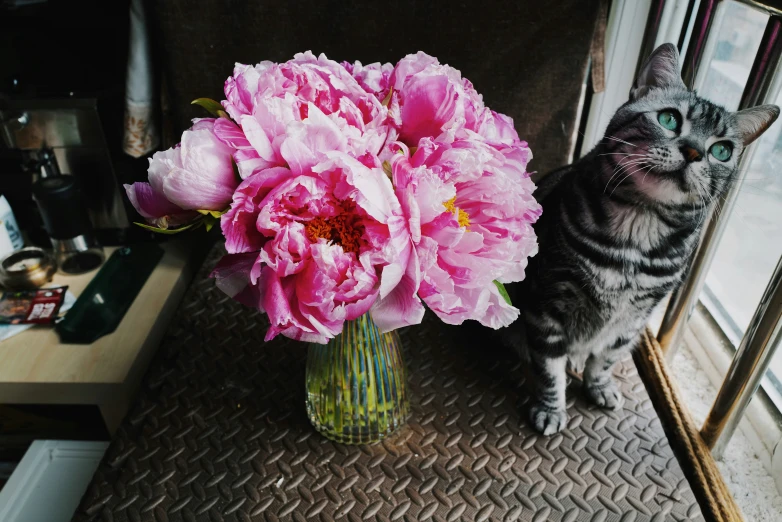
[635, 329, 744, 522]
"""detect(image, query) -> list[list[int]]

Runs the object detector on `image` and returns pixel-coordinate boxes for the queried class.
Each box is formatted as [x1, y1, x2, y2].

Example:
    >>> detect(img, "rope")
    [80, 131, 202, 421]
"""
[635, 329, 744, 522]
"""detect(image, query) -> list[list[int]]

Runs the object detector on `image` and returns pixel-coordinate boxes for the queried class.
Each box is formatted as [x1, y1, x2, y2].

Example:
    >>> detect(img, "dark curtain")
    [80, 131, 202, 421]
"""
[148, 0, 601, 175]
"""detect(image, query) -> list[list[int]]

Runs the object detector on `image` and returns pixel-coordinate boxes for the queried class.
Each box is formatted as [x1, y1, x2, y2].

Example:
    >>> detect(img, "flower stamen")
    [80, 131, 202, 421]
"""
[443, 197, 470, 229]
[305, 200, 366, 255]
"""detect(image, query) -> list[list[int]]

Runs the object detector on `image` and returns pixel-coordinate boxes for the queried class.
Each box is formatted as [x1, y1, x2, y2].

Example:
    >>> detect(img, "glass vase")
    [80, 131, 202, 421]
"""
[305, 312, 409, 444]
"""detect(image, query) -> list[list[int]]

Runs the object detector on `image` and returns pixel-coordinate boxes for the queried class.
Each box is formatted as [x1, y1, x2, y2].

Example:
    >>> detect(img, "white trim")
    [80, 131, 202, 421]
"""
[568, 72, 589, 164]
[0, 440, 109, 522]
[580, 0, 652, 155]
[679, 0, 702, 62]
[656, 0, 692, 49]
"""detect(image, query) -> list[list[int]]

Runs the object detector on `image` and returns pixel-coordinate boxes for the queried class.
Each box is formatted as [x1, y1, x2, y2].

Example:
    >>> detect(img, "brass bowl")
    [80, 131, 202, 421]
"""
[0, 247, 57, 290]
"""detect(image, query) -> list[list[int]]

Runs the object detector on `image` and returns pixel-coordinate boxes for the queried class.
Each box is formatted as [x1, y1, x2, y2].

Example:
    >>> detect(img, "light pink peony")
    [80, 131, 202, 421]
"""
[341, 60, 394, 100]
[216, 52, 390, 180]
[222, 61, 276, 121]
[388, 131, 541, 329]
[124, 182, 196, 228]
[216, 149, 417, 343]
[386, 52, 486, 148]
[125, 118, 238, 228]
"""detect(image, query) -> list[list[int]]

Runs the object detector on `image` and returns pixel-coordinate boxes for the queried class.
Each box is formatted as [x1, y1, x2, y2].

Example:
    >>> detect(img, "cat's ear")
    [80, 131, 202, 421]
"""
[631, 43, 686, 100]
[731, 105, 780, 146]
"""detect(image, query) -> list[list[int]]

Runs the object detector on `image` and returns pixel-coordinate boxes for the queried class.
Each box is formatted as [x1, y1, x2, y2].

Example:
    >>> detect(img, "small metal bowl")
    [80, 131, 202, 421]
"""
[0, 247, 57, 290]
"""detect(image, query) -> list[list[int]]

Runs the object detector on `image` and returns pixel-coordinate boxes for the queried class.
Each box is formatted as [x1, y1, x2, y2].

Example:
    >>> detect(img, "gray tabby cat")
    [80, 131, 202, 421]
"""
[513, 43, 779, 435]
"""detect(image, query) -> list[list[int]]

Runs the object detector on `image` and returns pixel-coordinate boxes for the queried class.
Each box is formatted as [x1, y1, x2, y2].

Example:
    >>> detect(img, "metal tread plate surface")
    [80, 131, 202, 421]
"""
[74, 246, 705, 521]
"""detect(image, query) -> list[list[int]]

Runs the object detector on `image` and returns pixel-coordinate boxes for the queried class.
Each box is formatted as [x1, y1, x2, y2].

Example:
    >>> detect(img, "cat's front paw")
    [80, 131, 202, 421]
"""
[585, 380, 625, 410]
[529, 403, 568, 435]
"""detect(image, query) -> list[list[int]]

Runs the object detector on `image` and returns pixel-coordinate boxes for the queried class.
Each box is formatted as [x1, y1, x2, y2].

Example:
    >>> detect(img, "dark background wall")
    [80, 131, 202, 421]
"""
[150, 0, 601, 176]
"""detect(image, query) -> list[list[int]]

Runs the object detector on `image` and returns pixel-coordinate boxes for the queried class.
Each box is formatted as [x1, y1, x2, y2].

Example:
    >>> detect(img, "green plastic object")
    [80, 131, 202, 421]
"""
[56, 243, 164, 344]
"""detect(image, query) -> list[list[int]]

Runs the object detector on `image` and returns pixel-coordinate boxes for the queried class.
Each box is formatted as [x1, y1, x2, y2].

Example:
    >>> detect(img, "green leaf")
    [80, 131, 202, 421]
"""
[202, 213, 222, 232]
[134, 221, 196, 235]
[381, 87, 394, 107]
[196, 209, 228, 218]
[493, 280, 512, 306]
[382, 161, 393, 178]
[191, 98, 225, 117]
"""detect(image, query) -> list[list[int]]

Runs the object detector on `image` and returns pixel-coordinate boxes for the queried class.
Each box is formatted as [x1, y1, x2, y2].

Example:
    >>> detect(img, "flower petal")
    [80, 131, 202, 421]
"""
[125, 182, 182, 219]
[371, 244, 425, 332]
[280, 104, 348, 174]
[210, 253, 264, 310]
[163, 167, 236, 210]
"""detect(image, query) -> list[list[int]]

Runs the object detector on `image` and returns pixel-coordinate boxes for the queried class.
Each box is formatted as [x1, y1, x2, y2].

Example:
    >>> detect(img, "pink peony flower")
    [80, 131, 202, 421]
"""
[387, 52, 486, 148]
[474, 108, 526, 148]
[215, 150, 418, 343]
[222, 61, 276, 121]
[341, 60, 394, 100]
[388, 131, 541, 329]
[216, 52, 390, 180]
[210, 252, 263, 309]
[125, 118, 238, 228]
[124, 182, 197, 228]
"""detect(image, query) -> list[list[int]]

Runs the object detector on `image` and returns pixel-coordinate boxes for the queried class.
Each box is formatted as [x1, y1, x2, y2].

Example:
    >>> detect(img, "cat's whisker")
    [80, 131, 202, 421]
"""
[604, 160, 648, 193]
[599, 153, 647, 166]
[612, 155, 649, 171]
[604, 159, 649, 193]
[691, 176, 710, 224]
[714, 192, 757, 232]
[704, 179, 723, 216]
[612, 160, 647, 176]
[603, 135, 638, 148]
[710, 174, 772, 181]
[609, 164, 649, 197]
[614, 161, 649, 178]
[641, 164, 656, 184]
[698, 186, 708, 220]
[607, 155, 649, 179]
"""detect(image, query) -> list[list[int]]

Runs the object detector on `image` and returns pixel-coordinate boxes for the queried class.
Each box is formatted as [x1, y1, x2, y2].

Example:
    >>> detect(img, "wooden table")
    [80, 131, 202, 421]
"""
[0, 238, 207, 433]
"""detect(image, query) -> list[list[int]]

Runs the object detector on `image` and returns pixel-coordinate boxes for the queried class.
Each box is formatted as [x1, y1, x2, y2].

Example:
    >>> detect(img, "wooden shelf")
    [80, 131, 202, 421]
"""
[0, 238, 207, 431]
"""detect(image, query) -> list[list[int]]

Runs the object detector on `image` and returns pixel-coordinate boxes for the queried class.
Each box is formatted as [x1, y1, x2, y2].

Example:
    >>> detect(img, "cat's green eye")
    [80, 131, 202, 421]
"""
[709, 141, 733, 161]
[657, 110, 680, 131]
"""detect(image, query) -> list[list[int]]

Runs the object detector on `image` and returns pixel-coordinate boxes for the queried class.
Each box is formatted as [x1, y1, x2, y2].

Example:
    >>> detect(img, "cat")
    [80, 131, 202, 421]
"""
[510, 43, 779, 435]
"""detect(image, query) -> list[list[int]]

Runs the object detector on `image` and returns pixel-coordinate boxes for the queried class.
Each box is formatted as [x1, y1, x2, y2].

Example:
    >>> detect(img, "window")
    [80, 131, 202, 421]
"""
[695, 1, 782, 409]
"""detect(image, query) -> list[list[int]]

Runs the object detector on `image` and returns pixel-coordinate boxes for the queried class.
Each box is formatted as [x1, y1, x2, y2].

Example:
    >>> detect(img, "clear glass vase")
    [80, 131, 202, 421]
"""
[305, 312, 409, 444]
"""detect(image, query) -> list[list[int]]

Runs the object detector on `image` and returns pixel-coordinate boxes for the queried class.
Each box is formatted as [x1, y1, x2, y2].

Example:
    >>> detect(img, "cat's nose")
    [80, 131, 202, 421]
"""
[679, 143, 703, 162]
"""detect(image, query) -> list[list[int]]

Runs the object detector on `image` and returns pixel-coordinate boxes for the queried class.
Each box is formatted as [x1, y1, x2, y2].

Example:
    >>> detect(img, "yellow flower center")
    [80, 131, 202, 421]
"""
[305, 200, 366, 255]
[443, 197, 470, 229]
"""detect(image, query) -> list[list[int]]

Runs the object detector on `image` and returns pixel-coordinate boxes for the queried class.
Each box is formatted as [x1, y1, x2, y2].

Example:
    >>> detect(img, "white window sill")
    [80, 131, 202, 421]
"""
[663, 303, 782, 493]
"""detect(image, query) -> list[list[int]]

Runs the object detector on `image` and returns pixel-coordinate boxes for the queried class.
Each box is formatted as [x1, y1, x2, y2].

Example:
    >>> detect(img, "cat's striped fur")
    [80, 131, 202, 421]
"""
[511, 44, 779, 435]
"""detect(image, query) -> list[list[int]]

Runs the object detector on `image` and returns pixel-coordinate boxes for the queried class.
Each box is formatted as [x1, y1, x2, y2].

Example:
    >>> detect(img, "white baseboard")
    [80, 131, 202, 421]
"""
[0, 440, 108, 522]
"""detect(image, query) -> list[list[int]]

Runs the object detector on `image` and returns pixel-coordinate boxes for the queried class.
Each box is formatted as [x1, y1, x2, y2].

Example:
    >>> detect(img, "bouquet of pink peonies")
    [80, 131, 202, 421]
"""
[126, 51, 541, 344]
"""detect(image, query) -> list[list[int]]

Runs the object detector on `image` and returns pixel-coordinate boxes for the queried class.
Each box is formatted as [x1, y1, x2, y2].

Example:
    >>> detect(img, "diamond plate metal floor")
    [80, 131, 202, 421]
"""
[73, 246, 704, 521]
